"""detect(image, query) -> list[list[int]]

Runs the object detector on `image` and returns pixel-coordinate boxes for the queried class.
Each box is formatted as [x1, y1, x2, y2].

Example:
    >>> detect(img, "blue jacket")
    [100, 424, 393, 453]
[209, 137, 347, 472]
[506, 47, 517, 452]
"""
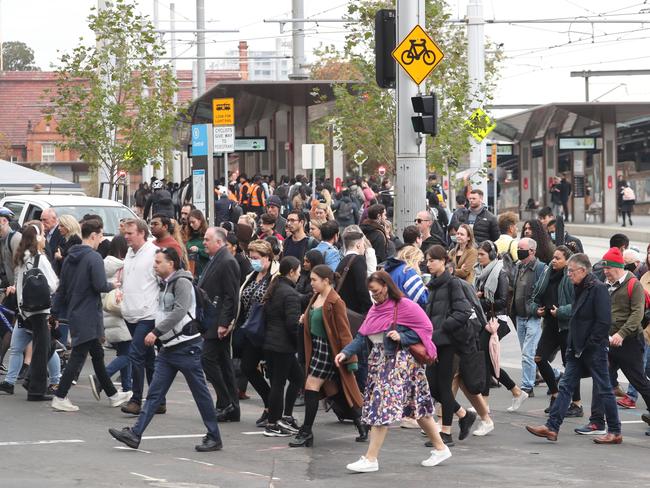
[384, 258, 429, 307]
[315, 241, 341, 272]
[342, 325, 421, 358]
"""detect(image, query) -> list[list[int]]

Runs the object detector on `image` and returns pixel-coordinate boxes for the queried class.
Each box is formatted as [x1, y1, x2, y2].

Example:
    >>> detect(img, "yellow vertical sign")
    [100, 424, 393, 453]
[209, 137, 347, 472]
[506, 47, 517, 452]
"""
[212, 98, 235, 126]
[491, 143, 498, 169]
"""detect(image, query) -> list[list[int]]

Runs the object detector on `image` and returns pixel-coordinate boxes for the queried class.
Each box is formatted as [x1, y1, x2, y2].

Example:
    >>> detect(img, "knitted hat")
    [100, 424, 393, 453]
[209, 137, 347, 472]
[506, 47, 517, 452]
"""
[602, 247, 625, 269]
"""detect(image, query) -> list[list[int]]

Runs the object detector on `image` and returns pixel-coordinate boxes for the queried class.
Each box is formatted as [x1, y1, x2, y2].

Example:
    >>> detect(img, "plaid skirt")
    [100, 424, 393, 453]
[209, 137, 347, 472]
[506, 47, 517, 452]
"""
[308, 335, 337, 380]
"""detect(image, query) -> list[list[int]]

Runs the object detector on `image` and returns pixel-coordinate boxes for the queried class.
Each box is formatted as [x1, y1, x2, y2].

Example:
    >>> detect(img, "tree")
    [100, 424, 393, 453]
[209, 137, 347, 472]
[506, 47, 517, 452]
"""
[1, 41, 40, 71]
[46, 0, 178, 195]
[310, 0, 502, 177]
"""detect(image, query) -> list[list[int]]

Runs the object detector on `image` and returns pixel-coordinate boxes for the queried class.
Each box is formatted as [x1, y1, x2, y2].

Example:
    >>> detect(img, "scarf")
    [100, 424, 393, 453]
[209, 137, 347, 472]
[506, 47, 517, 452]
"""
[474, 259, 503, 303]
[359, 297, 436, 359]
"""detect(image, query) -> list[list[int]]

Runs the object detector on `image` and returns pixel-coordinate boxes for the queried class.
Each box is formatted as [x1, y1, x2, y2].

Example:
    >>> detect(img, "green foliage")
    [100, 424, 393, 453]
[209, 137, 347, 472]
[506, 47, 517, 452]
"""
[1, 41, 40, 71]
[310, 0, 502, 176]
[46, 0, 178, 190]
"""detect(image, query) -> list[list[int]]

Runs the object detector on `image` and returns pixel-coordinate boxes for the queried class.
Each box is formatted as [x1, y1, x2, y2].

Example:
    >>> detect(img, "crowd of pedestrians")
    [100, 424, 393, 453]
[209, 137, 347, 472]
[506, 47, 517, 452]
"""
[1, 172, 650, 474]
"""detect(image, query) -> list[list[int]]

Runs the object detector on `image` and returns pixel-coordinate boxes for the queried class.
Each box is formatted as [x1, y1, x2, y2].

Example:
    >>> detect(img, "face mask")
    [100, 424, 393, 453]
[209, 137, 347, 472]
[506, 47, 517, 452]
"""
[450, 236, 457, 243]
[550, 232, 556, 241]
[517, 249, 530, 261]
[250, 259, 264, 273]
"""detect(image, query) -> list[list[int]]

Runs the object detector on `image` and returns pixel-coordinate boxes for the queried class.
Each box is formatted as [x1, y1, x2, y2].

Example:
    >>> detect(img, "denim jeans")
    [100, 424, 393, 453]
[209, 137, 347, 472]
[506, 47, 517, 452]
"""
[132, 341, 221, 443]
[516, 316, 542, 390]
[126, 320, 158, 405]
[626, 343, 650, 401]
[5, 326, 60, 386]
[547, 344, 621, 434]
[105, 340, 132, 391]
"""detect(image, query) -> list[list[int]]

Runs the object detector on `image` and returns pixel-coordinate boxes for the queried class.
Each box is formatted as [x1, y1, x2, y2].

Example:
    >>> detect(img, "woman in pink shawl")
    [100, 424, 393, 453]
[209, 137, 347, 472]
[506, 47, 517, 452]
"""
[335, 271, 451, 473]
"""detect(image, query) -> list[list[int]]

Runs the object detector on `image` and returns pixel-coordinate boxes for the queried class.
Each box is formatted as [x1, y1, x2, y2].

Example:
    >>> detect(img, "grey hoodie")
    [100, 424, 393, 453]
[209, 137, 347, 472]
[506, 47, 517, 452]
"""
[153, 269, 200, 348]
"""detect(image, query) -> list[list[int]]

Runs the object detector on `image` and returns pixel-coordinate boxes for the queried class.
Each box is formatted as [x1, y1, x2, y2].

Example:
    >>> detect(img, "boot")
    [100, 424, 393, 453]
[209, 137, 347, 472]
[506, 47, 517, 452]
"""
[353, 418, 369, 442]
[288, 426, 314, 448]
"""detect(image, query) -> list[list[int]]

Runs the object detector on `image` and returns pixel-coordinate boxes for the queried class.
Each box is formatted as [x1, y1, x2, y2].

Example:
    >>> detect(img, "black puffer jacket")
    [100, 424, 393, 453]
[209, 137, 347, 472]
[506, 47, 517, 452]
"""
[449, 206, 499, 244]
[475, 268, 510, 316]
[425, 271, 472, 347]
[360, 219, 395, 263]
[263, 276, 301, 353]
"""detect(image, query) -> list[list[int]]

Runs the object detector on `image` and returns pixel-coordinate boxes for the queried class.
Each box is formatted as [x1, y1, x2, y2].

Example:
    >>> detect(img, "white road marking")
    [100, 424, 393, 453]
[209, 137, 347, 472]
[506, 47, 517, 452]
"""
[621, 420, 645, 424]
[176, 457, 215, 467]
[241, 431, 265, 435]
[114, 446, 152, 454]
[239, 471, 280, 480]
[130, 472, 167, 482]
[0, 439, 84, 446]
[141, 434, 205, 440]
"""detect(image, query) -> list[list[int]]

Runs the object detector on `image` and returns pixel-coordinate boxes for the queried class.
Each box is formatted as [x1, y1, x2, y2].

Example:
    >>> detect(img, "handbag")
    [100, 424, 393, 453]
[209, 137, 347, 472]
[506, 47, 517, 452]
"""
[239, 302, 266, 347]
[459, 346, 486, 395]
[391, 305, 436, 366]
[102, 268, 123, 316]
[335, 254, 366, 334]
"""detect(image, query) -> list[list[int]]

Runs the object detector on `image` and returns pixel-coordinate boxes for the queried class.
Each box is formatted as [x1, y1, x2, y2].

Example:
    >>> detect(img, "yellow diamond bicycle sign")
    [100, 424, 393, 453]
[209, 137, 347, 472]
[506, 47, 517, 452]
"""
[465, 108, 497, 142]
[392, 24, 444, 85]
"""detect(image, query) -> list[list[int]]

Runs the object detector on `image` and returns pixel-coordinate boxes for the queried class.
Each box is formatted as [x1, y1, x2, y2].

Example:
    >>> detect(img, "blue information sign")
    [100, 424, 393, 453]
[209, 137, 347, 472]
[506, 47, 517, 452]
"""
[191, 124, 209, 157]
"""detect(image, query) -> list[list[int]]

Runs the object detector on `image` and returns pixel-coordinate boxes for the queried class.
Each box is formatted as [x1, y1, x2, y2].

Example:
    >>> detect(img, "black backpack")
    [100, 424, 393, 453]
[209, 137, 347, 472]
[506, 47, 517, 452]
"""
[175, 276, 218, 334]
[337, 200, 354, 221]
[21, 254, 52, 312]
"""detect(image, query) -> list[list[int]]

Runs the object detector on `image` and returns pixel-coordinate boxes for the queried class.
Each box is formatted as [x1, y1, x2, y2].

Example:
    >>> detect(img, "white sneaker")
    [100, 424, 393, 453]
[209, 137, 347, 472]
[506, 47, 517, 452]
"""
[507, 391, 529, 412]
[109, 390, 133, 407]
[346, 456, 379, 473]
[400, 417, 420, 429]
[51, 396, 79, 412]
[421, 446, 452, 467]
[472, 419, 494, 436]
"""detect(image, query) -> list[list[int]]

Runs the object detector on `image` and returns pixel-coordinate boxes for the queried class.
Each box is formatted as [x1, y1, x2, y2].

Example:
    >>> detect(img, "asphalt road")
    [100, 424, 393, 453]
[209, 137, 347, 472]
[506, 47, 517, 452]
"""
[2, 235, 650, 488]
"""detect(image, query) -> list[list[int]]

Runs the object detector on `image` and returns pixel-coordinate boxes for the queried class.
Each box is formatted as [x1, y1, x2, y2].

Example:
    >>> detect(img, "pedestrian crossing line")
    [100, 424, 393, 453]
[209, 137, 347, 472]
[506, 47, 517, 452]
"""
[239, 471, 280, 481]
[141, 434, 205, 440]
[176, 457, 215, 467]
[114, 446, 151, 454]
[241, 431, 265, 435]
[0, 439, 84, 447]
[620, 420, 645, 424]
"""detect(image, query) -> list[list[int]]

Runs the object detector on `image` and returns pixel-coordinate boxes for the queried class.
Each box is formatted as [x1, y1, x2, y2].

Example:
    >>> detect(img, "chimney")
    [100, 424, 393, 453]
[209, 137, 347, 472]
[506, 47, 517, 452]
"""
[238, 41, 249, 80]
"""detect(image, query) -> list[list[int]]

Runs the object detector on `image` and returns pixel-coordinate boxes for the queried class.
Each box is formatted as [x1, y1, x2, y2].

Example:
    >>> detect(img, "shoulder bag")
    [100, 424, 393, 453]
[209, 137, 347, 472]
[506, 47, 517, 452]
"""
[391, 305, 436, 366]
[336, 255, 365, 334]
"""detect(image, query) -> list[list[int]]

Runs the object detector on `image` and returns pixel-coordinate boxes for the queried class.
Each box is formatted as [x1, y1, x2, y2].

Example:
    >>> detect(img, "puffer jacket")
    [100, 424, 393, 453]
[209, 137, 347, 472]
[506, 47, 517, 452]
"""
[263, 276, 301, 353]
[425, 270, 472, 347]
[528, 266, 575, 331]
[102, 255, 131, 344]
[153, 269, 201, 349]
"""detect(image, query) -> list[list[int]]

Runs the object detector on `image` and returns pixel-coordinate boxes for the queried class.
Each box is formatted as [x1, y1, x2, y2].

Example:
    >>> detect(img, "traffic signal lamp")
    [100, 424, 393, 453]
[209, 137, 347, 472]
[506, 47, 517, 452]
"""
[411, 93, 438, 136]
[375, 9, 396, 88]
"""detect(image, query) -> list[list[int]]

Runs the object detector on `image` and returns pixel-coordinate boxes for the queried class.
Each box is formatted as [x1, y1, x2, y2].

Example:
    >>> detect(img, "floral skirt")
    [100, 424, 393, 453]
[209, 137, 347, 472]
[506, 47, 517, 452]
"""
[361, 343, 434, 426]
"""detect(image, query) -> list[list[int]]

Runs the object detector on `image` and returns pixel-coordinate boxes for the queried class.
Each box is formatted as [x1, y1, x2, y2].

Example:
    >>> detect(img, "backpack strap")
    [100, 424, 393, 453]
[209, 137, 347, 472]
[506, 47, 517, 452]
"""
[336, 254, 357, 293]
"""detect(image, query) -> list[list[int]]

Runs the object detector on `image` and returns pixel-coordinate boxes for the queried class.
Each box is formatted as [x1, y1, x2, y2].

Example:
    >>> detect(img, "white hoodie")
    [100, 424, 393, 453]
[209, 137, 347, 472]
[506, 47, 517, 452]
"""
[121, 240, 159, 323]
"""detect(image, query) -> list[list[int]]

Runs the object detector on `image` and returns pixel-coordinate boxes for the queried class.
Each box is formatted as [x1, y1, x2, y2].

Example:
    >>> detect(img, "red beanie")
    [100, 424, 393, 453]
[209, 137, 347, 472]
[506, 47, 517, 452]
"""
[602, 247, 625, 269]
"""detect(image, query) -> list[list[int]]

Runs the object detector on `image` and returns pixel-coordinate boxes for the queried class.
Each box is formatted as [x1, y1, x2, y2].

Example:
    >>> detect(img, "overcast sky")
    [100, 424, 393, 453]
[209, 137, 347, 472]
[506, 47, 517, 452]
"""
[2, 0, 650, 115]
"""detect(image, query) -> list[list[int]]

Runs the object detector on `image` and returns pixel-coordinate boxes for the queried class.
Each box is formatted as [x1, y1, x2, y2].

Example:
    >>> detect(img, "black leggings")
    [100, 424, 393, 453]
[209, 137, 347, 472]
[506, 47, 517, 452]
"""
[240, 338, 270, 408]
[56, 338, 117, 399]
[535, 324, 580, 402]
[426, 345, 461, 426]
[479, 329, 515, 397]
[265, 351, 304, 424]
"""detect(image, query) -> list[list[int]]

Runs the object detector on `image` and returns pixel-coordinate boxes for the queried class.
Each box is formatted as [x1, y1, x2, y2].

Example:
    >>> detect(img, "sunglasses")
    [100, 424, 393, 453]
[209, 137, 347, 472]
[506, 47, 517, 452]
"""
[414, 218, 430, 224]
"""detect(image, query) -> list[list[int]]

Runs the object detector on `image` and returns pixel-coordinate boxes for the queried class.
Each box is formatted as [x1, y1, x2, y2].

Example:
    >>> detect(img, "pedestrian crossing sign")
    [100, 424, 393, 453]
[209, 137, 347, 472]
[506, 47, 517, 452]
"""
[465, 108, 496, 142]
[392, 24, 444, 85]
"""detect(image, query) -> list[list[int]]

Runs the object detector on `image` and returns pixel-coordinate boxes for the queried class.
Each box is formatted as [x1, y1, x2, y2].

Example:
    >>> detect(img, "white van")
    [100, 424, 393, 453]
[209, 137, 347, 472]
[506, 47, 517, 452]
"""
[0, 195, 137, 237]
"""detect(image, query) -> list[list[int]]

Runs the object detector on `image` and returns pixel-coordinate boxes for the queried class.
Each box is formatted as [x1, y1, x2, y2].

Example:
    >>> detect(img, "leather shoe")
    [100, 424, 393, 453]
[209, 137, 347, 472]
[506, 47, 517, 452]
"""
[195, 435, 223, 452]
[155, 404, 167, 415]
[525, 424, 558, 441]
[27, 394, 53, 401]
[108, 427, 141, 449]
[217, 404, 240, 422]
[593, 433, 622, 445]
[121, 401, 141, 415]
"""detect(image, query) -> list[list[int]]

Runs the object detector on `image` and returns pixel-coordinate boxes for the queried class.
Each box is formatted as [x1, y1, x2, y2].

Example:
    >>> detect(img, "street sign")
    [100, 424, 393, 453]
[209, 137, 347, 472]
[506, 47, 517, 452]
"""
[214, 126, 235, 153]
[378, 165, 386, 177]
[190, 124, 209, 157]
[212, 98, 235, 126]
[392, 24, 444, 85]
[192, 169, 207, 217]
[233, 137, 266, 152]
[491, 143, 498, 169]
[465, 108, 496, 142]
[301, 144, 325, 169]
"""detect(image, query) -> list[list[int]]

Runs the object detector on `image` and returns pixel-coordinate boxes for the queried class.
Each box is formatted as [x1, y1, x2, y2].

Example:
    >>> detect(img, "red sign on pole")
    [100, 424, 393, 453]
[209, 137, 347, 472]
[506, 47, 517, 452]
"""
[335, 177, 343, 193]
[523, 177, 529, 190]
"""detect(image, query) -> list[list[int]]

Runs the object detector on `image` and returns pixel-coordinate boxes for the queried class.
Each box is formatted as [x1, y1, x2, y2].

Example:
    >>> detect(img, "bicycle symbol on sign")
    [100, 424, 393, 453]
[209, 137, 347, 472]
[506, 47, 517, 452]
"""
[401, 39, 437, 66]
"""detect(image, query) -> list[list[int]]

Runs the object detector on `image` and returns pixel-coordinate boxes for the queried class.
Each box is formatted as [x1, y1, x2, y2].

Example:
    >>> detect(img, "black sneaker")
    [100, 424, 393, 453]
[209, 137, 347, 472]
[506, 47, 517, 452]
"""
[195, 435, 223, 452]
[108, 427, 141, 449]
[264, 423, 293, 437]
[0, 381, 14, 395]
[256, 410, 269, 428]
[458, 410, 477, 441]
[522, 387, 535, 398]
[278, 416, 300, 434]
[426, 432, 455, 448]
[565, 403, 584, 418]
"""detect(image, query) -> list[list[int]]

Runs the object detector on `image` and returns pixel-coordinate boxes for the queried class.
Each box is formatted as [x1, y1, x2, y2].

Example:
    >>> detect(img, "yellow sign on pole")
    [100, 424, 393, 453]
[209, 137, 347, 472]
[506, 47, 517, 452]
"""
[212, 98, 235, 126]
[465, 108, 496, 142]
[392, 25, 444, 85]
[491, 143, 498, 169]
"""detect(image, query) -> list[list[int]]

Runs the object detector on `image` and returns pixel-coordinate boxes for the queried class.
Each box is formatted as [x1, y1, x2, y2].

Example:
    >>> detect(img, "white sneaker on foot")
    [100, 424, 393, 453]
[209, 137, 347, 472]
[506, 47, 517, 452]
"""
[51, 396, 79, 412]
[400, 417, 420, 429]
[507, 391, 529, 412]
[346, 456, 379, 473]
[473, 419, 494, 436]
[421, 446, 452, 467]
[109, 390, 133, 407]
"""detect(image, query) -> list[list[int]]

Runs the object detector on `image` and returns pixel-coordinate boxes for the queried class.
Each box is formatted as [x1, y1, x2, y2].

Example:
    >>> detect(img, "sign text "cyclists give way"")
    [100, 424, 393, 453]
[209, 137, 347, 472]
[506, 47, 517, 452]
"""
[392, 24, 444, 85]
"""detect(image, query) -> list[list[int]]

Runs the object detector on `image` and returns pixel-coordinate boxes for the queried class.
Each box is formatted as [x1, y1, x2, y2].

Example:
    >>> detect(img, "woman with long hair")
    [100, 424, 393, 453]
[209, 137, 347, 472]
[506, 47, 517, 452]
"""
[53, 215, 82, 275]
[262, 256, 305, 436]
[448, 224, 478, 284]
[521, 220, 555, 264]
[289, 264, 365, 448]
[185, 209, 209, 277]
[474, 241, 528, 417]
[296, 249, 324, 311]
[336, 271, 450, 473]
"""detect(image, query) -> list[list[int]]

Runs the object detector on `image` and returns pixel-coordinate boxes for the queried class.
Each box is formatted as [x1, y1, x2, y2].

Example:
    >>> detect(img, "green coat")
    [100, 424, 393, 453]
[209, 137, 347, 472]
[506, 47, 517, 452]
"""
[528, 267, 574, 331]
[186, 231, 209, 277]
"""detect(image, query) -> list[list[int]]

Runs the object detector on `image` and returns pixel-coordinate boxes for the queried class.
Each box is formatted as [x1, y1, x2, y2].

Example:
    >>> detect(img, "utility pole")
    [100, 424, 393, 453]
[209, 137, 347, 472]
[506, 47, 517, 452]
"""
[0, 0, 3, 71]
[170, 3, 182, 183]
[466, 0, 487, 196]
[196, 0, 206, 95]
[394, 0, 426, 235]
[289, 0, 308, 80]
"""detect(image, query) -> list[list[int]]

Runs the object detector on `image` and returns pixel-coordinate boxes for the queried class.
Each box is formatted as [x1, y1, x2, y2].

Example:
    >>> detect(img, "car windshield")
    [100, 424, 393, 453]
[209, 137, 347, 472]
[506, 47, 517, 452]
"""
[51, 205, 136, 236]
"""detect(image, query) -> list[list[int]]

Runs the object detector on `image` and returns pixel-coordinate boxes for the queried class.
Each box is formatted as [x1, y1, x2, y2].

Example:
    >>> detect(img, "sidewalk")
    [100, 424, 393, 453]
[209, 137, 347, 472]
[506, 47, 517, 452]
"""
[566, 214, 650, 244]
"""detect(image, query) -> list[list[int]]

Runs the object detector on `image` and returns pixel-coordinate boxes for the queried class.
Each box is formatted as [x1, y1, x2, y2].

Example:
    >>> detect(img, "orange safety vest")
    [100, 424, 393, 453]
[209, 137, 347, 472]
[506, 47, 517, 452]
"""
[249, 183, 266, 207]
[239, 181, 251, 205]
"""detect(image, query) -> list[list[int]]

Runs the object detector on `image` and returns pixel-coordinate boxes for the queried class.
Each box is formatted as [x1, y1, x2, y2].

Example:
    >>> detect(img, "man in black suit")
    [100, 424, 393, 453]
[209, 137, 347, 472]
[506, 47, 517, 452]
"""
[40, 208, 65, 273]
[199, 226, 241, 422]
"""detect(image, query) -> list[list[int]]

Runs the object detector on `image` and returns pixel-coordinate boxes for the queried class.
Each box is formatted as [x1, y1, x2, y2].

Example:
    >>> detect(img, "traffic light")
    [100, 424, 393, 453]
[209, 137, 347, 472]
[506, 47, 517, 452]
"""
[411, 93, 438, 136]
[375, 9, 396, 88]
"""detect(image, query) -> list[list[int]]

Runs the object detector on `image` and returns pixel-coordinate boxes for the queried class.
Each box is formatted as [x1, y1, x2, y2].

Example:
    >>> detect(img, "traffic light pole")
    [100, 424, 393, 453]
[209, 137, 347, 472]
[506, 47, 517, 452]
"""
[394, 0, 427, 236]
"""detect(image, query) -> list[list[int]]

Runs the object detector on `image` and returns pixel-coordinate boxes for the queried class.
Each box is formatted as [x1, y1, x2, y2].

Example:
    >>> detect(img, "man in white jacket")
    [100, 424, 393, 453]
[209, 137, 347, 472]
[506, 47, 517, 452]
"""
[119, 219, 161, 415]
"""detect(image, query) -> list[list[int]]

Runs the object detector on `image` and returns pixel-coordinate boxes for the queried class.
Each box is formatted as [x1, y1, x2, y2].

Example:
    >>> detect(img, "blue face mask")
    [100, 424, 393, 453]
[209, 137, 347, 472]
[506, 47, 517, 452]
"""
[550, 232, 556, 241]
[250, 259, 264, 273]
[450, 235, 457, 243]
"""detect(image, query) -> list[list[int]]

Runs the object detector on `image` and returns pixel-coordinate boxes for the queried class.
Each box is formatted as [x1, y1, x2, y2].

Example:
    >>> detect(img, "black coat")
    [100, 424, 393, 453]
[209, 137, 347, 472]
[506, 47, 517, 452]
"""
[197, 246, 241, 339]
[296, 270, 314, 311]
[335, 254, 372, 315]
[45, 226, 66, 272]
[143, 189, 175, 220]
[360, 220, 395, 263]
[476, 268, 510, 316]
[53, 234, 82, 276]
[568, 273, 611, 357]
[263, 277, 301, 353]
[425, 271, 472, 347]
[450, 207, 499, 244]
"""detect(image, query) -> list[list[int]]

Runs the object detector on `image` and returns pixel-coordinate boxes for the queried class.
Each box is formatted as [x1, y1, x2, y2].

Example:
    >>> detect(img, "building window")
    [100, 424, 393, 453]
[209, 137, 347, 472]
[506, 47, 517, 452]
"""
[42, 143, 55, 162]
